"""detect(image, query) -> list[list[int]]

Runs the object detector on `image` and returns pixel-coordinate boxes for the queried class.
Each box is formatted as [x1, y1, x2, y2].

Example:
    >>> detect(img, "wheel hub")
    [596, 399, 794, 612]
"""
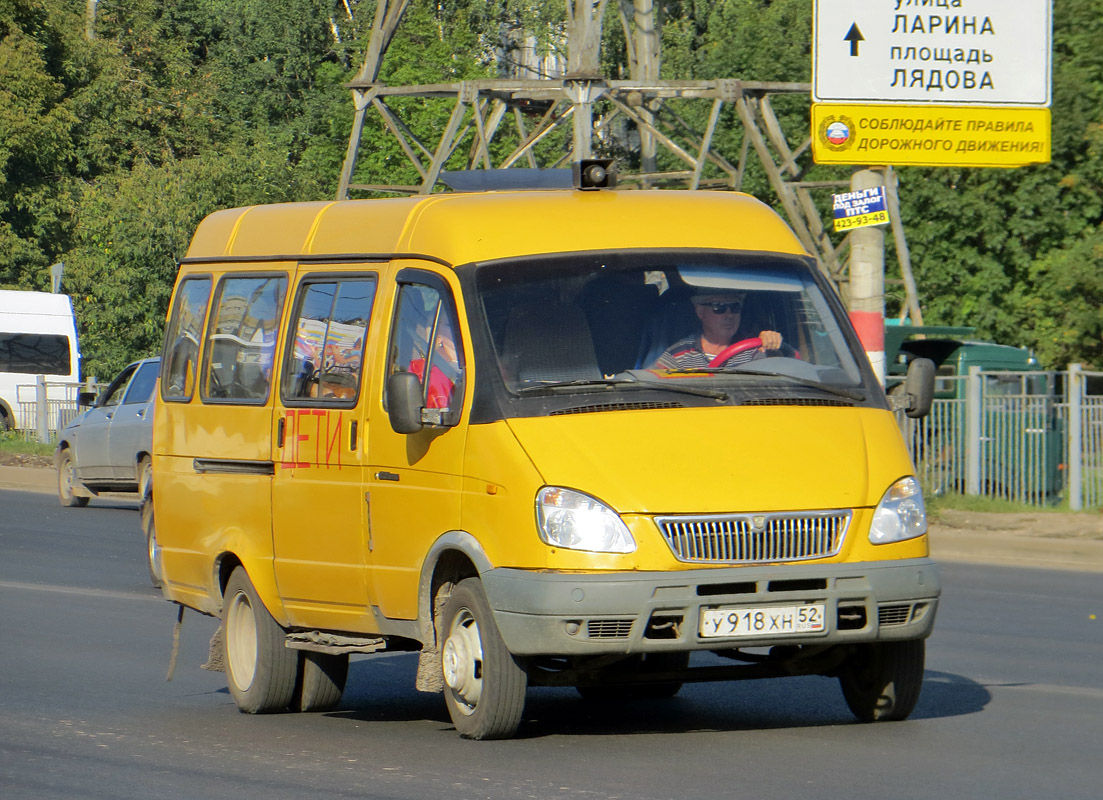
[441, 613, 483, 709]
[226, 592, 259, 691]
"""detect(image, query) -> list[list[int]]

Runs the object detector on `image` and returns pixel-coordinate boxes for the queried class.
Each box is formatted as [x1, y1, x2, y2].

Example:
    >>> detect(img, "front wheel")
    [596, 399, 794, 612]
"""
[440, 578, 528, 739]
[838, 640, 925, 722]
[222, 567, 298, 713]
[57, 450, 89, 507]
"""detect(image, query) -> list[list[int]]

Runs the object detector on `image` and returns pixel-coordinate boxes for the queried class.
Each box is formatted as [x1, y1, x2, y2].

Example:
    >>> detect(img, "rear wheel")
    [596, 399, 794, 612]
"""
[222, 567, 297, 713]
[57, 450, 89, 507]
[839, 640, 925, 722]
[294, 652, 348, 712]
[140, 483, 161, 588]
[440, 578, 527, 739]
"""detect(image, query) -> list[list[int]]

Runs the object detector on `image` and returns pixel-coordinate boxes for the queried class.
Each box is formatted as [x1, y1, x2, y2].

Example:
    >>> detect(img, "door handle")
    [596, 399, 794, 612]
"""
[375, 471, 400, 482]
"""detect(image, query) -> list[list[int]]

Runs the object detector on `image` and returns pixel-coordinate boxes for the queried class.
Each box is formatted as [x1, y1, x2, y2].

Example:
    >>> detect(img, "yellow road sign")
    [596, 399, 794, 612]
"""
[812, 104, 1051, 168]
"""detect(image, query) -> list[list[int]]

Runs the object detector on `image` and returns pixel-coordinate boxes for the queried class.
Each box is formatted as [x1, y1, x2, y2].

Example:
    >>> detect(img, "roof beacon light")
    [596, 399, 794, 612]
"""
[573, 159, 616, 191]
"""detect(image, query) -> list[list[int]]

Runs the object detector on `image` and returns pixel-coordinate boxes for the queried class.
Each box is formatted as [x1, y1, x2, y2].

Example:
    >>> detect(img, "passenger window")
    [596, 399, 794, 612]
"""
[202, 275, 287, 404]
[162, 277, 212, 402]
[122, 361, 160, 405]
[386, 284, 464, 413]
[282, 277, 377, 404]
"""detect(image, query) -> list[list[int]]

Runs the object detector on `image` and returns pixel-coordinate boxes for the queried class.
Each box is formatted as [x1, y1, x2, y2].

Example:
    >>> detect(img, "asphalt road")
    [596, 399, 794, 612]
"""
[2, 488, 1102, 800]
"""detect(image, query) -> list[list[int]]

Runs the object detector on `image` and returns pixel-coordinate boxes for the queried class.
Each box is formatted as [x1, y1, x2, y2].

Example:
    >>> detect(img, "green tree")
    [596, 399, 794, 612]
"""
[74, 0, 223, 173]
[896, 0, 1103, 367]
[0, 0, 83, 289]
[64, 142, 314, 378]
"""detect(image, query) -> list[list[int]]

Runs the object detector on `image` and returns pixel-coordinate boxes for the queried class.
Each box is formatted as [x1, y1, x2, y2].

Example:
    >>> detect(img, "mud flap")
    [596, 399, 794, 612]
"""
[415, 586, 452, 693]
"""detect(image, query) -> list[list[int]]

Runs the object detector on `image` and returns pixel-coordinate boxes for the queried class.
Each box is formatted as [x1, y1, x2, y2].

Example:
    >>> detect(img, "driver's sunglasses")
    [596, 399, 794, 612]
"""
[700, 301, 743, 314]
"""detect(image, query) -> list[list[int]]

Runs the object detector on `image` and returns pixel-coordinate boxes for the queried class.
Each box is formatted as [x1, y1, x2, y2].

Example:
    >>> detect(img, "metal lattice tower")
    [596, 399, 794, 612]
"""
[335, 0, 922, 316]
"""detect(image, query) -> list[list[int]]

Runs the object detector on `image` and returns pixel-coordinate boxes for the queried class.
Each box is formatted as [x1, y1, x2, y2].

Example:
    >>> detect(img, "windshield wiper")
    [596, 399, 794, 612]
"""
[664, 367, 867, 402]
[515, 377, 728, 401]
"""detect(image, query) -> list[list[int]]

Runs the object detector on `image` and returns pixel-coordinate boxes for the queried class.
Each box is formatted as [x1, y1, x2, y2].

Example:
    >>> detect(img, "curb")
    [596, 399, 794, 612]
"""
[929, 530, 1103, 573]
[3, 465, 1101, 573]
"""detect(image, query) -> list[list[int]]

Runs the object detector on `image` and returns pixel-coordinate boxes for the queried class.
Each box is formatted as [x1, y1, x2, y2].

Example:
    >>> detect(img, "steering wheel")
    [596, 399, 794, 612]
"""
[708, 337, 762, 368]
[710, 335, 798, 366]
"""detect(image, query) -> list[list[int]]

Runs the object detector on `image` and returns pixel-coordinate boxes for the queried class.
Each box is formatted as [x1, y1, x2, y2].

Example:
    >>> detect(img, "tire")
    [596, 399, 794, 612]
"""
[140, 481, 161, 588]
[222, 567, 298, 713]
[137, 455, 152, 497]
[57, 449, 89, 508]
[440, 578, 527, 739]
[294, 651, 348, 712]
[576, 652, 690, 701]
[839, 639, 925, 722]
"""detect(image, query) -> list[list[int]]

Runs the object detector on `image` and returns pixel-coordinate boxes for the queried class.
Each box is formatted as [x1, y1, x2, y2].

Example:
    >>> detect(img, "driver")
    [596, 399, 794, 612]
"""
[652, 289, 783, 369]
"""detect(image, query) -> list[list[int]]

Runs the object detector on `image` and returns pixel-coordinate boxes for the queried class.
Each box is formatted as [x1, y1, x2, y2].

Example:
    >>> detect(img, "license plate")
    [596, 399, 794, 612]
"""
[699, 604, 826, 639]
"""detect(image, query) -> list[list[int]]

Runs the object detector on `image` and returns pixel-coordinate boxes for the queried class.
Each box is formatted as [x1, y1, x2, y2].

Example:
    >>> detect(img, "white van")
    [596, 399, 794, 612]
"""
[0, 289, 82, 431]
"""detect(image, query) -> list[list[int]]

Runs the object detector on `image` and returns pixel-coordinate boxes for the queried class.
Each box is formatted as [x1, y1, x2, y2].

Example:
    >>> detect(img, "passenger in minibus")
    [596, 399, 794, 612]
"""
[410, 317, 460, 408]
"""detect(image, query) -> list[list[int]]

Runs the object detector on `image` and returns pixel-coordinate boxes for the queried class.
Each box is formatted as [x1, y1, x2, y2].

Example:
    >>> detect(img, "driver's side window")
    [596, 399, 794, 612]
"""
[385, 284, 464, 413]
[100, 366, 137, 408]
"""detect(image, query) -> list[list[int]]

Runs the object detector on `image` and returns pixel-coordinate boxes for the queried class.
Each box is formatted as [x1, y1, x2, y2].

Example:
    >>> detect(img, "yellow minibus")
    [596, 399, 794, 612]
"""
[153, 172, 938, 739]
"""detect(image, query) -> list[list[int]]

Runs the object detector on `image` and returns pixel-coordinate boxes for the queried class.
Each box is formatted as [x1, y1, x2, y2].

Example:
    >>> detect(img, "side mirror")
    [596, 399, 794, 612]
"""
[78, 391, 97, 407]
[903, 357, 935, 419]
[386, 371, 424, 434]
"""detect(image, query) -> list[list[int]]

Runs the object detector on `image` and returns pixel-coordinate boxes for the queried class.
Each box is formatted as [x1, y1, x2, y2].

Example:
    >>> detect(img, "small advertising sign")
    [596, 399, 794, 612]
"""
[833, 186, 889, 233]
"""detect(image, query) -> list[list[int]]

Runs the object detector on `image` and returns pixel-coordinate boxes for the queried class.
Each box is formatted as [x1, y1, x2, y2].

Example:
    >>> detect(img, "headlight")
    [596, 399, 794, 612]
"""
[535, 487, 636, 554]
[869, 476, 927, 544]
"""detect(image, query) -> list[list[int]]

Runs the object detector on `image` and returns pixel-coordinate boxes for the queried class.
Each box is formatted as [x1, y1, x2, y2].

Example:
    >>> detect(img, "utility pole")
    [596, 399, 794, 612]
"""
[565, 0, 608, 160]
[618, 0, 661, 179]
[847, 167, 886, 382]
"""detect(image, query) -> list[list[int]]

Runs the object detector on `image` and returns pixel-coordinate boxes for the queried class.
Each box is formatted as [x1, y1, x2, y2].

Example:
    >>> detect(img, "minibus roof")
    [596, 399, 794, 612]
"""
[183, 190, 809, 268]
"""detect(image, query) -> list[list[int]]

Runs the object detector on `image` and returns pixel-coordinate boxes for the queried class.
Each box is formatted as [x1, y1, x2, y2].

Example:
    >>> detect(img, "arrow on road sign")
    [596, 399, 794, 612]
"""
[844, 23, 864, 57]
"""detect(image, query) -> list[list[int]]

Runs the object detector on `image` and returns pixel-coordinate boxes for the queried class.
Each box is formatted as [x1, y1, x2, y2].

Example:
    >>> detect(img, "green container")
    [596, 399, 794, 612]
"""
[886, 325, 1063, 503]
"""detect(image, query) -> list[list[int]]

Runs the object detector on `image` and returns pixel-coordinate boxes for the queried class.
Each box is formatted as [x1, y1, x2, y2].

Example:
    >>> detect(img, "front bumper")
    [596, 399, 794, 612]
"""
[481, 558, 939, 656]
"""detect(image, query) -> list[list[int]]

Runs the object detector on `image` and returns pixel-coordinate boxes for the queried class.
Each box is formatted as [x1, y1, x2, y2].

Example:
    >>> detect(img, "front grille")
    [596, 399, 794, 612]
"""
[586, 619, 634, 639]
[879, 604, 913, 626]
[656, 510, 850, 564]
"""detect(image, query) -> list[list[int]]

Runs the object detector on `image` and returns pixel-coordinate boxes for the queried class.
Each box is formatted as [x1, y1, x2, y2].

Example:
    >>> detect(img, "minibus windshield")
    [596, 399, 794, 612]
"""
[473, 250, 866, 402]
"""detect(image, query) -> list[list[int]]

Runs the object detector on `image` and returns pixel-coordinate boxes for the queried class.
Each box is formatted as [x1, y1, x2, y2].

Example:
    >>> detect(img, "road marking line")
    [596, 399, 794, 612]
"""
[988, 682, 1103, 700]
[0, 580, 157, 602]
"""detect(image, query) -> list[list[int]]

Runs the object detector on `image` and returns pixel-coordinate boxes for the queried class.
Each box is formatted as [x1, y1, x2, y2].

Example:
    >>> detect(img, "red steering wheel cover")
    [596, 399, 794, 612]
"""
[707, 337, 762, 368]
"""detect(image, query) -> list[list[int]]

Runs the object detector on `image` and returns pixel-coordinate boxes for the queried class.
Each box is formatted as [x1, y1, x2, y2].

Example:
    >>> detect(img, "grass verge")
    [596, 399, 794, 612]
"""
[927, 491, 1075, 516]
[0, 431, 56, 459]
